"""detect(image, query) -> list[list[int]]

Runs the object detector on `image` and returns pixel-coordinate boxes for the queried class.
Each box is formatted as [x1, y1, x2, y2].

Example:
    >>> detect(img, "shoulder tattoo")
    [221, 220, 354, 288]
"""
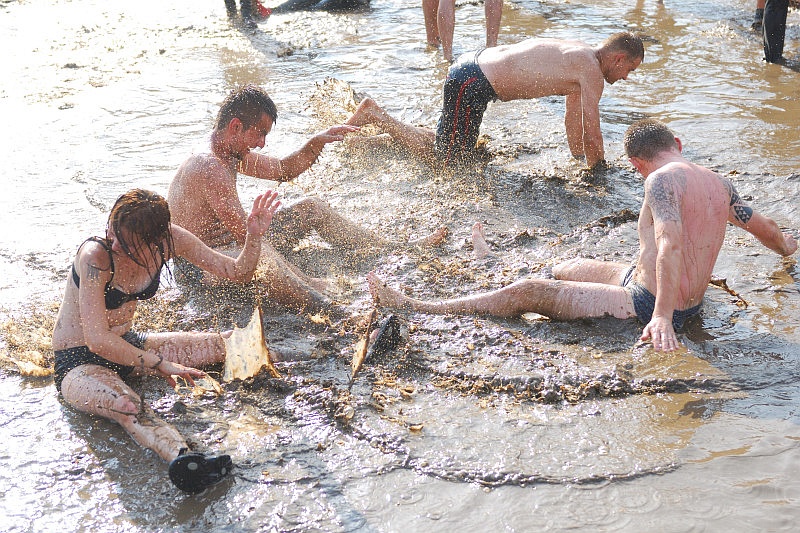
[647, 170, 686, 222]
[86, 264, 102, 282]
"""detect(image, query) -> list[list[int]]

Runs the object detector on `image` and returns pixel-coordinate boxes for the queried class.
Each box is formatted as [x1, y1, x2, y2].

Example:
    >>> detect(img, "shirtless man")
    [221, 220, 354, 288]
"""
[367, 119, 798, 352]
[347, 32, 644, 170]
[168, 85, 446, 312]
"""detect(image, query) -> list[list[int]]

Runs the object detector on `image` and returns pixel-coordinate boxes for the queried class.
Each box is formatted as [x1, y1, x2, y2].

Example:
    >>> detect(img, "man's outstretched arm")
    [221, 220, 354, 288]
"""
[725, 180, 798, 256]
[238, 125, 358, 182]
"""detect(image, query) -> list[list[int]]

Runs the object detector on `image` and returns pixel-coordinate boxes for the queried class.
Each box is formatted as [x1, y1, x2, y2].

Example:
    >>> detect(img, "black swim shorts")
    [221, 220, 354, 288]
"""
[53, 330, 148, 392]
[434, 49, 498, 167]
[621, 266, 702, 331]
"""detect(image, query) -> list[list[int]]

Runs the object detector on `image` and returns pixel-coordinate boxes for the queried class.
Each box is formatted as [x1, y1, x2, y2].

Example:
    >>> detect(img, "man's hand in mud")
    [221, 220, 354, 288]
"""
[641, 314, 681, 352]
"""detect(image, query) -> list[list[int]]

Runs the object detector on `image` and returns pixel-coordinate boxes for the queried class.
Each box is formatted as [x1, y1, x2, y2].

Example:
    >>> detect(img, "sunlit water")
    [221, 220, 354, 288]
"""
[1, 0, 800, 530]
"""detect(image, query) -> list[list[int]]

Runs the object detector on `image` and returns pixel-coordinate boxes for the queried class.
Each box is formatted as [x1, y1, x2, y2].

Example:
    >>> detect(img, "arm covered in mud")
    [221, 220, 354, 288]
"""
[641, 170, 686, 352]
[172, 192, 280, 282]
[723, 179, 798, 256]
[238, 125, 359, 182]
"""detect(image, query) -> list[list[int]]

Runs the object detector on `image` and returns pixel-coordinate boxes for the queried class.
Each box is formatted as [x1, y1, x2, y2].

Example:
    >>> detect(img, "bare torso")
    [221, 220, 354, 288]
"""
[634, 161, 731, 309]
[167, 152, 242, 248]
[477, 38, 603, 102]
[52, 240, 162, 350]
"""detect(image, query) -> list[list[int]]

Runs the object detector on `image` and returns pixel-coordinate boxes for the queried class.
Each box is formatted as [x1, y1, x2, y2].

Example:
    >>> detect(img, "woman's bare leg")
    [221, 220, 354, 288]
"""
[278, 197, 448, 253]
[144, 331, 227, 369]
[437, 0, 456, 62]
[484, 0, 502, 48]
[422, 0, 441, 46]
[61, 365, 186, 461]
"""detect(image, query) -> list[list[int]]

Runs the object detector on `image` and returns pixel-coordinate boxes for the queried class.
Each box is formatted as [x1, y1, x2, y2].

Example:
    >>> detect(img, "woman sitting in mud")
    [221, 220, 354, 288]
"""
[51, 188, 279, 493]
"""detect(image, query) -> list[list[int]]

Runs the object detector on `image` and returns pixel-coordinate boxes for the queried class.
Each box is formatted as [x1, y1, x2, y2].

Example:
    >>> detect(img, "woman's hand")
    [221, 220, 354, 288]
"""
[246, 190, 281, 238]
[154, 358, 206, 389]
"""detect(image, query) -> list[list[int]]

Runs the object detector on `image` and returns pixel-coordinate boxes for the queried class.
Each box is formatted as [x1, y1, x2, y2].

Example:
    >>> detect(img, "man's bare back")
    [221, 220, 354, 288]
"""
[633, 160, 731, 310]
[478, 38, 604, 101]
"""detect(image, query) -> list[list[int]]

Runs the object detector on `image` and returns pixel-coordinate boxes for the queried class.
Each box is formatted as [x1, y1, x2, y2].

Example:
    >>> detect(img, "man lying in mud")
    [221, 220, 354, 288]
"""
[346, 32, 644, 171]
[367, 119, 798, 352]
[53, 189, 279, 493]
[168, 85, 447, 313]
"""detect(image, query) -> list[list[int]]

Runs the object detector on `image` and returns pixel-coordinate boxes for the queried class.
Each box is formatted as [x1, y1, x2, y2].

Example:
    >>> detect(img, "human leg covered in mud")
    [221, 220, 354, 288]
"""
[367, 257, 637, 320]
[270, 197, 448, 255]
[346, 98, 437, 161]
[59, 330, 233, 492]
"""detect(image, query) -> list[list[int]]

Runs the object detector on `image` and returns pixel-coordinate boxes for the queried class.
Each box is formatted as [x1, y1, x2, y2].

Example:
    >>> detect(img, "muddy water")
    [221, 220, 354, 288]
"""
[2, 0, 800, 530]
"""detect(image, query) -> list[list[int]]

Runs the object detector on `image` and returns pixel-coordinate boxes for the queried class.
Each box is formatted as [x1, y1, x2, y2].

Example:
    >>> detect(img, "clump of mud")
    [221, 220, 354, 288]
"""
[0, 301, 58, 377]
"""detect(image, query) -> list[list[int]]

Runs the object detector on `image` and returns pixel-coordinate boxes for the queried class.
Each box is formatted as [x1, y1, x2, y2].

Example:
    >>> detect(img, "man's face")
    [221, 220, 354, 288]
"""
[604, 54, 641, 84]
[234, 113, 273, 157]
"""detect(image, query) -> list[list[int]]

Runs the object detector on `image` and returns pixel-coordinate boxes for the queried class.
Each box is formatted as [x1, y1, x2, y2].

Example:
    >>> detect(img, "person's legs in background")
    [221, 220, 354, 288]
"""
[763, 0, 789, 63]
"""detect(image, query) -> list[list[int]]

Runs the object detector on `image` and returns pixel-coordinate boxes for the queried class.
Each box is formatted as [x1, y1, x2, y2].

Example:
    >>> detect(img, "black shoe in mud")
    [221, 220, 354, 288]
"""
[169, 448, 233, 494]
[366, 314, 404, 361]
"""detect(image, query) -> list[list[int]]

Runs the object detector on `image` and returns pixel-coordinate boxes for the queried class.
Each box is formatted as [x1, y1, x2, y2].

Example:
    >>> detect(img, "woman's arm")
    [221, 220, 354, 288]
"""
[172, 191, 280, 283]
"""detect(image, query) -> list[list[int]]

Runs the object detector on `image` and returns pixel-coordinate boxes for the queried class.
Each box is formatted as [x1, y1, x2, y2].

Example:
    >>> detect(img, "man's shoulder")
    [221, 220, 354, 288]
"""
[176, 152, 233, 184]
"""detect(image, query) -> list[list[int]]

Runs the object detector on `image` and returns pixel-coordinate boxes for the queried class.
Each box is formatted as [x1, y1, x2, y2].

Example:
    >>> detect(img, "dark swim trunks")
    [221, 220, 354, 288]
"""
[434, 49, 499, 167]
[621, 266, 702, 331]
[53, 330, 148, 392]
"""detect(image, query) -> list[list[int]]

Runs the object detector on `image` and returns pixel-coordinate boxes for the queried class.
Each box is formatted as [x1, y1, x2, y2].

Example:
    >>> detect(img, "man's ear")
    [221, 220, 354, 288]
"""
[628, 156, 643, 173]
[228, 117, 243, 134]
[675, 137, 683, 152]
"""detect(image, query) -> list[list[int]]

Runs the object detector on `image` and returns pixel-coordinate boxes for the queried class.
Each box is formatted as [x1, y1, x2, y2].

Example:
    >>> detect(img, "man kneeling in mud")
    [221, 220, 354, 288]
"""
[168, 85, 447, 313]
[346, 32, 643, 171]
[367, 118, 798, 352]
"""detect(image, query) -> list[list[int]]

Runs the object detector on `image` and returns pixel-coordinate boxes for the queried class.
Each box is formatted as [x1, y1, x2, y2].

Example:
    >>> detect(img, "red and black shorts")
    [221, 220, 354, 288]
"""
[434, 50, 498, 167]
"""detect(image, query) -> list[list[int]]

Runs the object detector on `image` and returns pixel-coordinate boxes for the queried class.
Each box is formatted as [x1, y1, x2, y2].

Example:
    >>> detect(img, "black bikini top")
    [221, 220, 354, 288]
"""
[71, 237, 162, 310]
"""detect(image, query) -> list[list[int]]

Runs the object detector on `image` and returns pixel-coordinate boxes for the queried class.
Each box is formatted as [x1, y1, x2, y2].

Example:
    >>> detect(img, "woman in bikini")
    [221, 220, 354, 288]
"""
[52, 188, 279, 493]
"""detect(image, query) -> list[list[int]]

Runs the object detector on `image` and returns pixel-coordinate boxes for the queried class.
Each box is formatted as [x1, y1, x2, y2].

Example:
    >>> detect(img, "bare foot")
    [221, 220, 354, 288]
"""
[346, 98, 390, 128]
[366, 271, 411, 310]
[471, 222, 494, 260]
[409, 226, 449, 248]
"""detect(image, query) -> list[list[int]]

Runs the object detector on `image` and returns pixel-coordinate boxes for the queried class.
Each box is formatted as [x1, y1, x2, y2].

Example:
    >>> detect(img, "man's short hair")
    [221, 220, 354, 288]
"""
[214, 85, 278, 131]
[602, 31, 645, 61]
[624, 118, 679, 160]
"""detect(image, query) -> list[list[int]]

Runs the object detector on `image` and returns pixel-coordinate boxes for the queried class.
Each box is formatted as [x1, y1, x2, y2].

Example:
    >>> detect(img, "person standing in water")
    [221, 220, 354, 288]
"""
[366, 119, 797, 352]
[422, 0, 503, 63]
[52, 188, 279, 493]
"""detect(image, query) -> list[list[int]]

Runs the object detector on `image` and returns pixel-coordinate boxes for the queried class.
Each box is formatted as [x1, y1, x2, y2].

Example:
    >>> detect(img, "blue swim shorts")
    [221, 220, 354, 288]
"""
[621, 266, 702, 331]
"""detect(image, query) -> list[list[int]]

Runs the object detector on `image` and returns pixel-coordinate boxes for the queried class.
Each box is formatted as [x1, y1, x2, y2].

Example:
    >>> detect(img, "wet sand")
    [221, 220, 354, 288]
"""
[1, 0, 800, 531]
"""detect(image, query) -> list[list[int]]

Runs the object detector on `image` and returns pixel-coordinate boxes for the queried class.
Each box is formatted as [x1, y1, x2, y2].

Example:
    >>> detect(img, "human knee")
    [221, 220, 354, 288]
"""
[293, 197, 330, 221]
[552, 258, 584, 279]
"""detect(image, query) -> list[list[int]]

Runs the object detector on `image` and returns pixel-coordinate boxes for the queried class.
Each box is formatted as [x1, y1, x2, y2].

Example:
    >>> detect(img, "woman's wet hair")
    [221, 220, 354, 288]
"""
[214, 85, 278, 132]
[624, 118, 678, 160]
[603, 31, 645, 61]
[106, 189, 174, 272]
